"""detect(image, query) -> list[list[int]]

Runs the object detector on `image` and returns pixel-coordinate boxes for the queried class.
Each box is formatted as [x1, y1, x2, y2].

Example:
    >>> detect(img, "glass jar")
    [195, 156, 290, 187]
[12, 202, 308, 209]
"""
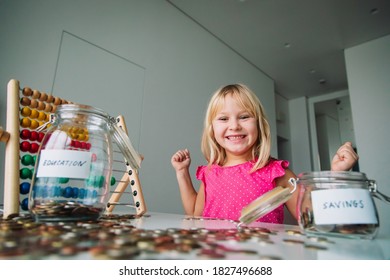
[296, 171, 389, 239]
[28, 104, 140, 222]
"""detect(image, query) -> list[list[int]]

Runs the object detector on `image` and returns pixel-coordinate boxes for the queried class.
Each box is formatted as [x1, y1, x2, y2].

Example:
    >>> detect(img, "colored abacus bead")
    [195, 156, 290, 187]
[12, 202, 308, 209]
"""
[21, 154, 35, 166]
[20, 117, 31, 128]
[30, 109, 39, 119]
[29, 131, 39, 141]
[20, 129, 31, 140]
[20, 141, 31, 152]
[29, 143, 40, 153]
[30, 119, 39, 130]
[20, 168, 33, 179]
[110, 177, 116, 186]
[63, 186, 73, 198]
[22, 87, 33, 96]
[21, 198, 29, 211]
[58, 177, 70, 184]
[38, 132, 45, 142]
[20, 182, 31, 194]
[20, 97, 31, 106]
[21, 107, 31, 117]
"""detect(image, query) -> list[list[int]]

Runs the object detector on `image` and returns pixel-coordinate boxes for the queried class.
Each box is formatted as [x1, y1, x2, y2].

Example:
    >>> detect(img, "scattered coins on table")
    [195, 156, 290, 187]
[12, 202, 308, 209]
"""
[0, 214, 329, 259]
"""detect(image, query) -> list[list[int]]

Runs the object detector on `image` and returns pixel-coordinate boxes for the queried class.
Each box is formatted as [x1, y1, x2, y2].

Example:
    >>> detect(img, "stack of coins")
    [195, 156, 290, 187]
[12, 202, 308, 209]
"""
[0, 214, 332, 260]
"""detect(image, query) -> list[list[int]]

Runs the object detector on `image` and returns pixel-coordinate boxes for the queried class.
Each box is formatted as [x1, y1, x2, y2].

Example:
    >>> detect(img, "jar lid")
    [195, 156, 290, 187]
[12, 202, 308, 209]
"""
[298, 171, 369, 183]
[110, 122, 141, 170]
[239, 185, 293, 225]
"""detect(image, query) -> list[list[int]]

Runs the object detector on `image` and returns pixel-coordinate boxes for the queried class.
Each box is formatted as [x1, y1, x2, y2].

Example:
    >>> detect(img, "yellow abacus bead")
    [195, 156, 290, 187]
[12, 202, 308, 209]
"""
[30, 109, 39, 119]
[21, 107, 31, 117]
[38, 111, 46, 121]
[84, 134, 89, 141]
[77, 133, 86, 141]
[30, 119, 39, 130]
[38, 121, 45, 127]
[20, 118, 31, 128]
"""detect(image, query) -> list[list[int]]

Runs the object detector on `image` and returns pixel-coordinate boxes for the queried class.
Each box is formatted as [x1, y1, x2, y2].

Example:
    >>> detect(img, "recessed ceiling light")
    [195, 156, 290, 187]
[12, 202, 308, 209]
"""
[319, 79, 327, 85]
[370, 8, 379, 15]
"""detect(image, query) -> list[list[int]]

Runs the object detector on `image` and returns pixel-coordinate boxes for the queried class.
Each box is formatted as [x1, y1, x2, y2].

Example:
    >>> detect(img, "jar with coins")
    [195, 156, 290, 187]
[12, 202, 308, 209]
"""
[28, 104, 140, 222]
[296, 171, 390, 239]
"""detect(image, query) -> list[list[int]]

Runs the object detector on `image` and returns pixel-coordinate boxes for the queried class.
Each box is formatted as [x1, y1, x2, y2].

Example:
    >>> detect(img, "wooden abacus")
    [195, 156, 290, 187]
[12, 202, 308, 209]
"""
[1, 79, 146, 219]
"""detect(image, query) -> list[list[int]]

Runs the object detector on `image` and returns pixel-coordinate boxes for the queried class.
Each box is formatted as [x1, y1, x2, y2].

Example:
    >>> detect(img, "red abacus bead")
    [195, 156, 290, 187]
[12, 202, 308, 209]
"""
[85, 143, 91, 150]
[80, 141, 87, 149]
[20, 141, 31, 152]
[30, 143, 39, 153]
[30, 131, 39, 141]
[20, 129, 31, 140]
[38, 132, 45, 142]
[73, 140, 81, 148]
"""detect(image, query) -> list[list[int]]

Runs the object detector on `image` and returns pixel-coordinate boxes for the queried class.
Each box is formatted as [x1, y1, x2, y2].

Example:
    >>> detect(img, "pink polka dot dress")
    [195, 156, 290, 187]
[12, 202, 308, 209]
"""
[196, 158, 289, 224]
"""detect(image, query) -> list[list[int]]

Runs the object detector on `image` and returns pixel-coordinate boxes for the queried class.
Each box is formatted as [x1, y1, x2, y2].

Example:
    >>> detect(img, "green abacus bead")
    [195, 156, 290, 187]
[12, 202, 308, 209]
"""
[110, 176, 116, 186]
[58, 177, 70, 184]
[21, 154, 35, 166]
[20, 168, 32, 179]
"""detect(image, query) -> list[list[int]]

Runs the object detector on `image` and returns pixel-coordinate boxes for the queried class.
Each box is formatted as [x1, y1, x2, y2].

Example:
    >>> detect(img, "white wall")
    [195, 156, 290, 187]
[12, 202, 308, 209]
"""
[288, 97, 312, 174]
[345, 34, 390, 237]
[0, 0, 276, 215]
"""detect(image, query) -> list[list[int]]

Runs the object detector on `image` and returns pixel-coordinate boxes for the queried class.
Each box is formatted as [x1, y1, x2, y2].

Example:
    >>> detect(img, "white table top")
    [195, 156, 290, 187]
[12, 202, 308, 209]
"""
[122, 212, 390, 260]
[1, 211, 389, 260]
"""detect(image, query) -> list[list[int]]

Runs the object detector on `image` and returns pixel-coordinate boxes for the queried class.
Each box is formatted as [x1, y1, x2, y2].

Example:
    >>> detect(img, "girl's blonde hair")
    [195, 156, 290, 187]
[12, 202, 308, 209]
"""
[201, 84, 271, 171]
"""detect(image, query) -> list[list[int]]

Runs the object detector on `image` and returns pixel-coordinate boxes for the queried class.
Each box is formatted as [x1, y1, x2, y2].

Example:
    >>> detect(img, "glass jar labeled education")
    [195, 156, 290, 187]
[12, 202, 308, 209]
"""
[29, 104, 140, 222]
[296, 171, 390, 239]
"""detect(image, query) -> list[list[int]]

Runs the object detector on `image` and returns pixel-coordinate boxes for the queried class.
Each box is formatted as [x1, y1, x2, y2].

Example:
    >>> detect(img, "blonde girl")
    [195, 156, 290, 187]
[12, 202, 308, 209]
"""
[171, 84, 358, 223]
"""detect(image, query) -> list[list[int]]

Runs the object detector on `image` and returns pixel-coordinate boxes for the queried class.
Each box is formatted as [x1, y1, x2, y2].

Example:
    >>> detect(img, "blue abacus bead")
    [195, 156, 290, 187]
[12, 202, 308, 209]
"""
[79, 188, 85, 199]
[42, 186, 49, 198]
[63, 186, 73, 198]
[54, 186, 61, 197]
[20, 182, 31, 195]
[21, 198, 29, 211]
[72, 187, 79, 198]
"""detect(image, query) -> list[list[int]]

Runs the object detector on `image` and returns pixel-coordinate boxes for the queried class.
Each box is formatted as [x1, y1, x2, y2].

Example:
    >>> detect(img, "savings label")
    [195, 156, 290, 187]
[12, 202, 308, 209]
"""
[311, 189, 378, 225]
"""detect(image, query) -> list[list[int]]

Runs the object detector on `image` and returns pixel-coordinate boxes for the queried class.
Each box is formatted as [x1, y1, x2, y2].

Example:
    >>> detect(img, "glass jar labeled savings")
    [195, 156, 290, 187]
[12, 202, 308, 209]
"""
[297, 171, 390, 239]
[29, 104, 140, 222]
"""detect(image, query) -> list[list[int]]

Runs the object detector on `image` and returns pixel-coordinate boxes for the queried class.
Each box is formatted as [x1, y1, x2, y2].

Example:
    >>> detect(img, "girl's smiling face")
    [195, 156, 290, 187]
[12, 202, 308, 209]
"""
[212, 94, 258, 165]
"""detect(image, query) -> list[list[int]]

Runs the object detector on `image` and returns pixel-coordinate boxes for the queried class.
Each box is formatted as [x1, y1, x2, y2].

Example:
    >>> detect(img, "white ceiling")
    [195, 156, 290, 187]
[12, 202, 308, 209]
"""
[167, 0, 390, 100]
